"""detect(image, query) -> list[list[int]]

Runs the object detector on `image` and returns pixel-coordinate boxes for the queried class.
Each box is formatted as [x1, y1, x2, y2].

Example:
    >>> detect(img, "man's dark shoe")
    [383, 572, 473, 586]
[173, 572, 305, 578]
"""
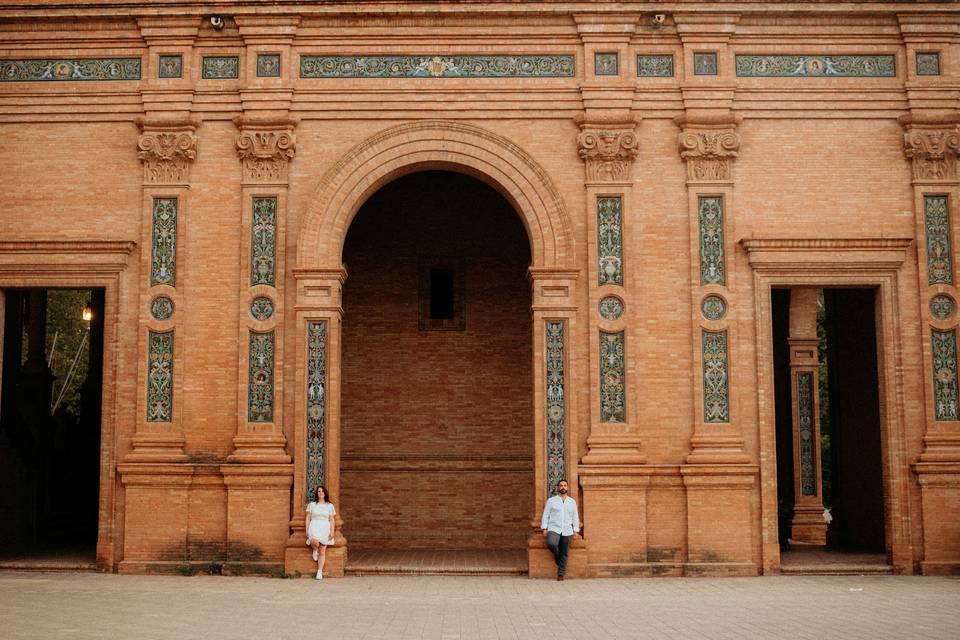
[557, 575, 564, 581]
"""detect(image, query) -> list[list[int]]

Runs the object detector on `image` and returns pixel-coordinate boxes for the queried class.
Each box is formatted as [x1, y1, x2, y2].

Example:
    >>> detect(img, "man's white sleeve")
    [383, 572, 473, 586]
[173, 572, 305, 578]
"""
[540, 498, 551, 530]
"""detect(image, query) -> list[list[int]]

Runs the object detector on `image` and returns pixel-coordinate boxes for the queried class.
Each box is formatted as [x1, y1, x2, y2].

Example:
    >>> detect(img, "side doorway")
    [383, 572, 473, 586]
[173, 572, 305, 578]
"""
[773, 287, 888, 571]
[0, 288, 104, 567]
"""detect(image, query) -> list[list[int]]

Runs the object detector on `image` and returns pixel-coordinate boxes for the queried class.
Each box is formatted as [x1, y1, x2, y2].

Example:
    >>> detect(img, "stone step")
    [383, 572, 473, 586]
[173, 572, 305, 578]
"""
[0, 560, 98, 572]
[346, 566, 527, 576]
[780, 564, 894, 576]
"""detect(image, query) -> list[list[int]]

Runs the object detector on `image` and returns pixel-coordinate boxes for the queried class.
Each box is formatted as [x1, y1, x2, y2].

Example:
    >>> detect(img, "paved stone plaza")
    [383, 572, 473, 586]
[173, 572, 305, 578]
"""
[1, 572, 957, 639]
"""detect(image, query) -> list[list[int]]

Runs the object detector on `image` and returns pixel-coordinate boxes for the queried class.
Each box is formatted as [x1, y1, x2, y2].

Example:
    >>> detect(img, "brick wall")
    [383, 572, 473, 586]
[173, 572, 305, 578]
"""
[340, 171, 534, 549]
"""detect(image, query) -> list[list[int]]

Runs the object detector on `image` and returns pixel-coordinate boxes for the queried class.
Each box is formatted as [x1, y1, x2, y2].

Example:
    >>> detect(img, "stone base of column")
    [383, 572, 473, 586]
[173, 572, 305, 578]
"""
[578, 467, 650, 569]
[220, 464, 293, 575]
[580, 434, 645, 465]
[915, 462, 960, 576]
[527, 528, 587, 579]
[227, 432, 291, 464]
[685, 432, 751, 465]
[284, 528, 347, 578]
[117, 463, 193, 573]
[790, 503, 828, 545]
[124, 432, 187, 463]
[681, 464, 759, 576]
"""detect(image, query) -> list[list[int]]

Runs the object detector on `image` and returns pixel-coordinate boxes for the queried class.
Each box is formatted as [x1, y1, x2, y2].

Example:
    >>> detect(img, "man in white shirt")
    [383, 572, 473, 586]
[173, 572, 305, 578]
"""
[540, 478, 580, 580]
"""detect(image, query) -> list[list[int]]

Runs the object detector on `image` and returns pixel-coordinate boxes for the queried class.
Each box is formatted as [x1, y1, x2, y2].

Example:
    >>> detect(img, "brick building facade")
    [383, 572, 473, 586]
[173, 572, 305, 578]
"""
[0, 1, 958, 578]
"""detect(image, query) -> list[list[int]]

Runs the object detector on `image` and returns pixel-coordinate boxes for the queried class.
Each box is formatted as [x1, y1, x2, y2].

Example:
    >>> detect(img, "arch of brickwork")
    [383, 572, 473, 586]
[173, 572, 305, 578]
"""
[297, 120, 575, 269]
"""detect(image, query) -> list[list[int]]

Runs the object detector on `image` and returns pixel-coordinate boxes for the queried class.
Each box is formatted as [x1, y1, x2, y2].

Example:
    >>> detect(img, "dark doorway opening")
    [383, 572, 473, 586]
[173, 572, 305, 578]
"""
[773, 287, 888, 571]
[339, 170, 532, 571]
[0, 288, 104, 567]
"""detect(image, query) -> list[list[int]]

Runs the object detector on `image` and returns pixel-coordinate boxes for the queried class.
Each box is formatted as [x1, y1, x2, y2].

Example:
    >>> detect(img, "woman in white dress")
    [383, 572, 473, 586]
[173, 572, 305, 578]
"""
[305, 485, 336, 580]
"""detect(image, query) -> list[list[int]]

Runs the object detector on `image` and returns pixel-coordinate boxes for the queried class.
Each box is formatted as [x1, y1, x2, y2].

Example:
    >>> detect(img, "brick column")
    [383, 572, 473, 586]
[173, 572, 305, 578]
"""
[284, 268, 348, 577]
[786, 288, 828, 545]
[124, 116, 197, 463]
[677, 112, 757, 576]
[902, 112, 960, 574]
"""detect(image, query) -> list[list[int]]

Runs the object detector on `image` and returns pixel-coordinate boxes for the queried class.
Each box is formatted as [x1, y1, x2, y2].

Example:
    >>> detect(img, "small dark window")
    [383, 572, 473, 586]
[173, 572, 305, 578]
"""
[429, 268, 455, 320]
[419, 258, 465, 331]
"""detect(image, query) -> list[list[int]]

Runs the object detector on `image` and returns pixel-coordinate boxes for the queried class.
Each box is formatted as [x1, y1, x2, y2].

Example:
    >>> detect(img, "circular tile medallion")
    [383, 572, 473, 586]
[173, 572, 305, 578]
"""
[150, 295, 174, 321]
[250, 296, 275, 321]
[930, 294, 956, 321]
[598, 296, 624, 321]
[701, 295, 727, 321]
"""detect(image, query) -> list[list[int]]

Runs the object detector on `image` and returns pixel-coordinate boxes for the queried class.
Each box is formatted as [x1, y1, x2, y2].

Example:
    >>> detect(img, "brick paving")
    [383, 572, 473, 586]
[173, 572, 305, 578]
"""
[1, 572, 958, 639]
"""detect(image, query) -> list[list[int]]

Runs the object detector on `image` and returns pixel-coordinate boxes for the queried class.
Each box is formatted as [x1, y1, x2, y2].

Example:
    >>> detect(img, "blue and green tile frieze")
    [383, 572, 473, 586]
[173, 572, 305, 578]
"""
[251, 197, 277, 287]
[147, 330, 174, 422]
[545, 321, 566, 500]
[702, 330, 730, 423]
[797, 371, 816, 496]
[925, 196, 953, 285]
[735, 55, 895, 77]
[597, 197, 624, 286]
[932, 328, 959, 421]
[150, 198, 177, 287]
[600, 331, 626, 423]
[248, 330, 275, 422]
[300, 55, 574, 78]
[1, 57, 140, 82]
[699, 196, 726, 286]
[307, 321, 328, 500]
[202, 56, 239, 79]
[637, 55, 673, 77]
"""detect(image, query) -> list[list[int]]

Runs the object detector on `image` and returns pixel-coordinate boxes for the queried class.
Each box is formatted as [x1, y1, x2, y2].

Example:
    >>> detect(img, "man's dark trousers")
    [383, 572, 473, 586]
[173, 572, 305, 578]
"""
[546, 532, 572, 576]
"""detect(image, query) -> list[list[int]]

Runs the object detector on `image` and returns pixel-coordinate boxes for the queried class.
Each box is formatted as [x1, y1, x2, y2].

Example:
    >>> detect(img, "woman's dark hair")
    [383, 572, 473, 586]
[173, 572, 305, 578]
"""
[313, 484, 331, 504]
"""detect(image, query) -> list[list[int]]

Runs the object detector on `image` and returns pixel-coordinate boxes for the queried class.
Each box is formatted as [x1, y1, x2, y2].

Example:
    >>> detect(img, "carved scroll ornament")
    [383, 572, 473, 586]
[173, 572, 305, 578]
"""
[137, 131, 197, 185]
[904, 128, 960, 182]
[577, 129, 639, 182]
[678, 130, 741, 181]
[236, 129, 296, 183]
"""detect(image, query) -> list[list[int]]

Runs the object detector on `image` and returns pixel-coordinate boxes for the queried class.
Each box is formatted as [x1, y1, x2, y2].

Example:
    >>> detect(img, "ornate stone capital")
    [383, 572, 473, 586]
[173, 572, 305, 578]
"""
[136, 118, 198, 185]
[576, 128, 639, 182]
[678, 129, 741, 182]
[903, 127, 960, 182]
[234, 116, 297, 184]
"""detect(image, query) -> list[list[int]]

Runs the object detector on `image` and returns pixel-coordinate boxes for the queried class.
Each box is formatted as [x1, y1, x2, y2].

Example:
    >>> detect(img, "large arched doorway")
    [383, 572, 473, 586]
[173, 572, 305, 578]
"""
[339, 171, 533, 558]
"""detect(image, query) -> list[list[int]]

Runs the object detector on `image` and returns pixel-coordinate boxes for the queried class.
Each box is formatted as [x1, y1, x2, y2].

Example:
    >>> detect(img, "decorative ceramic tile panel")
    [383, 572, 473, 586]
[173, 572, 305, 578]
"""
[600, 331, 626, 423]
[300, 55, 575, 78]
[797, 371, 816, 496]
[932, 328, 959, 421]
[250, 296, 275, 321]
[150, 198, 177, 287]
[637, 55, 674, 77]
[545, 321, 566, 499]
[146, 330, 173, 422]
[150, 296, 174, 321]
[925, 196, 953, 285]
[307, 321, 327, 500]
[701, 295, 727, 321]
[694, 52, 718, 75]
[202, 56, 239, 79]
[257, 54, 281, 77]
[0, 57, 141, 81]
[248, 330, 275, 422]
[251, 197, 277, 287]
[698, 197, 726, 286]
[598, 296, 624, 321]
[916, 53, 940, 76]
[594, 52, 618, 76]
[158, 55, 182, 79]
[702, 330, 730, 423]
[597, 197, 624, 286]
[735, 55, 895, 77]
[930, 295, 956, 321]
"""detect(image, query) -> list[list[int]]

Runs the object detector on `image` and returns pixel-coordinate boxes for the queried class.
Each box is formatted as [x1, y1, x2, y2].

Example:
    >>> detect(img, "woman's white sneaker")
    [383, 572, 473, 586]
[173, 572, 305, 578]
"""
[315, 570, 323, 580]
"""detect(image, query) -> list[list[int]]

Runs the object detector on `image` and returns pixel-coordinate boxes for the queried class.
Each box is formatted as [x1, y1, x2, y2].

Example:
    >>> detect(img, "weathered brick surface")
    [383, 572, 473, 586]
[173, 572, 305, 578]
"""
[0, 2, 957, 579]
